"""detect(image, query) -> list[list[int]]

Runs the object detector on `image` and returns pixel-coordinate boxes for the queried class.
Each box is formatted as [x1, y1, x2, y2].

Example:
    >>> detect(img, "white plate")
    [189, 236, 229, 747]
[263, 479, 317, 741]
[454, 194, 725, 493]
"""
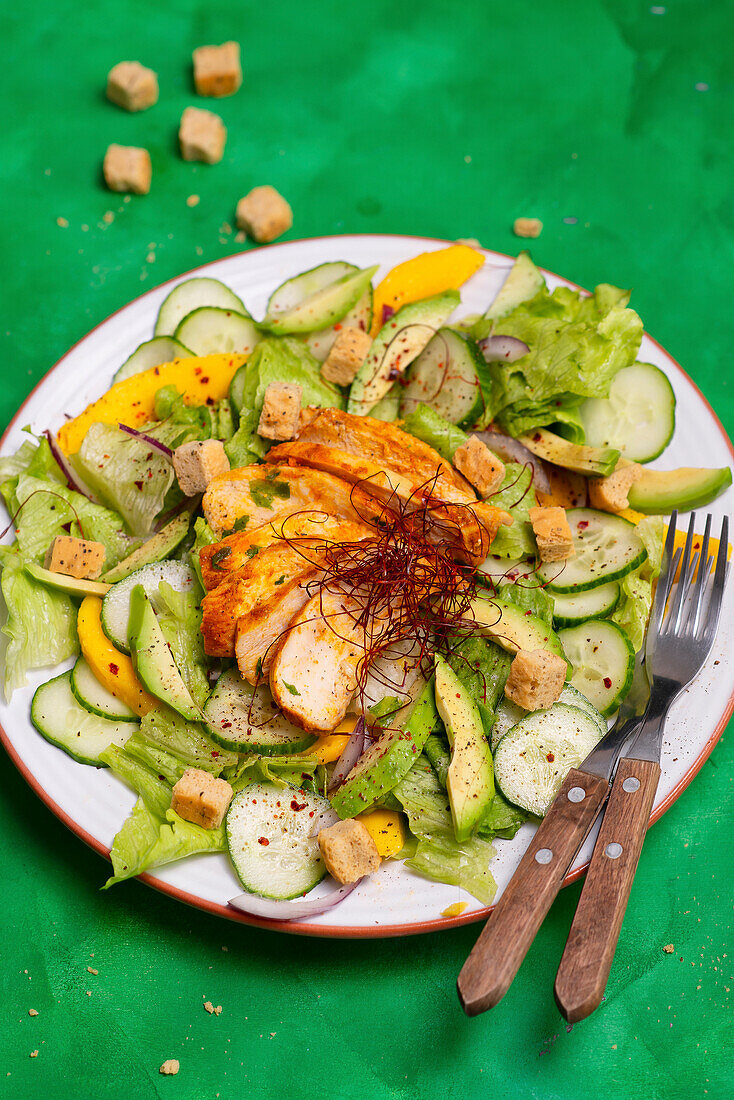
[1, 234, 732, 938]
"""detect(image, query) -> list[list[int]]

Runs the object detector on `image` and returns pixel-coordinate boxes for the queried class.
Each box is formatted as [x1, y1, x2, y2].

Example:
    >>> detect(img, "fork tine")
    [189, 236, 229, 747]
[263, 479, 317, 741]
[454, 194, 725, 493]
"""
[670, 512, 698, 631]
[700, 516, 729, 648]
[683, 514, 712, 635]
[647, 513, 679, 641]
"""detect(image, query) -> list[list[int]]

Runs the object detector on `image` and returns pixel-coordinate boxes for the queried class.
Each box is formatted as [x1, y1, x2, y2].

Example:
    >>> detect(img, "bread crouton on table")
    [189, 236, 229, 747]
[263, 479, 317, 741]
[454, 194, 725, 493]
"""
[44, 536, 106, 579]
[528, 505, 575, 562]
[321, 327, 372, 387]
[193, 42, 242, 97]
[257, 381, 302, 440]
[179, 106, 227, 164]
[589, 463, 643, 514]
[318, 819, 381, 884]
[103, 144, 152, 195]
[235, 186, 292, 243]
[171, 768, 234, 829]
[504, 649, 567, 711]
[453, 435, 505, 497]
[173, 440, 230, 496]
[106, 61, 158, 112]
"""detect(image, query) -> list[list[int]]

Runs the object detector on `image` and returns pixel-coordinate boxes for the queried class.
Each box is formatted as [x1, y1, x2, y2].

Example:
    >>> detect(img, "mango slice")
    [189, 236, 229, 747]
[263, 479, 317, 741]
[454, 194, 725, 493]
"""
[369, 245, 484, 337]
[77, 596, 156, 716]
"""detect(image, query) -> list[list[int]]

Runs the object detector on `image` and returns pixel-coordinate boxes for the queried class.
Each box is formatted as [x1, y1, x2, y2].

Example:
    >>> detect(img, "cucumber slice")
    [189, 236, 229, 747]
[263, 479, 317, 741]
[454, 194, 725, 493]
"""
[494, 704, 604, 816]
[491, 684, 605, 751]
[580, 362, 676, 463]
[266, 262, 357, 316]
[100, 561, 197, 654]
[537, 508, 647, 594]
[31, 671, 138, 766]
[305, 288, 373, 362]
[114, 337, 193, 384]
[154, 278, 248, 337]
[400, 328, 489, 428]
[263, 264, 378, 335]
[558, 620, 635, 716]
[174, 307, 261, 357]
[226, 782, 329, 899]
[551, 581, 620, 628]
[348, 291, 461, 417]
[204, 668, 316, 755]
[70, 656, 138, 721]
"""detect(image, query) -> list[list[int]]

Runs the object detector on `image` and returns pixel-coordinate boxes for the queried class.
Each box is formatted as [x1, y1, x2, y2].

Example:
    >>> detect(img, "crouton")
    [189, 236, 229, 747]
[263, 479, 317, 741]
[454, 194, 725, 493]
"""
[44, 536, 106, 580]
[106, 61, 158, 112]
[235, 186, 292, 243]
[257, 382, 302, 440]
[504, 649, 566, 711]
[193, 42, 242, 97]
[321, 327, 373, 387]
[179, 106, 227, 164]
[528, 505, 575, 562]
[171, 768, 233, 829]
[453, 436, 506, 497]
[173, 440, 230, 496]
[103, 144, 151, 195]
[589, 463, 643, 514]
[513, 217, 543, 239]
[159, 1060, 180, 1076]
[318, 819, 381, 884]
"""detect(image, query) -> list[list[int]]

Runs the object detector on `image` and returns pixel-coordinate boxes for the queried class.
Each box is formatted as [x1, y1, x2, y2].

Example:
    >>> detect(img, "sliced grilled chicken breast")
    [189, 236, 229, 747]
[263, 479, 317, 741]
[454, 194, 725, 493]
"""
[235, 576, 323, 683]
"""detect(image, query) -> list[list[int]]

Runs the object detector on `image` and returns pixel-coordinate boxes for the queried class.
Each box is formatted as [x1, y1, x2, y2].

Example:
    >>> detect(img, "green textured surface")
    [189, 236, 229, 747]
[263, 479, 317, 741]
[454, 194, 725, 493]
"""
[1, 1, 732, 1097]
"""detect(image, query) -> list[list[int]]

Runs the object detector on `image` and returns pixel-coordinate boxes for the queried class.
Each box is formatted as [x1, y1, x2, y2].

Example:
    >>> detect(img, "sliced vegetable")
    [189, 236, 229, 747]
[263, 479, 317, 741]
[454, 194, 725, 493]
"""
[263, 265, 378, 335]
[100, 561, 197, 654]
[558, 620, 635, 715]
[127, 585, 200, 720]
[305, 289, 373, 361]
[154, 277, 247, 337]
[493, 703, 604, 815]
[469, 596, 567, 659]
[226, 782, 330, 899]
[101, 511, 193, 584]
[580, 362, 676, 463]
[77, 596, 156, 716]
[204, 668, 316, 755]
[25, 562, 110, 598]
[400, 328, 490, 427]
[551, 581, 621, 628]
[537, 509, 647, 594]
[228, 880, 358, 920]
[484, 252, 544, 320]
[627, 466, 733, 514]
[491, 684, 605, 752]
[31, 671, 137, 766]
[70, 656, 138, 721]
[174, 307, 261, 357]
[356, 808, 405, 858]
[114, 337, 193, 384]
[369, 244, 484, 338]
[518, 428, 620, 478]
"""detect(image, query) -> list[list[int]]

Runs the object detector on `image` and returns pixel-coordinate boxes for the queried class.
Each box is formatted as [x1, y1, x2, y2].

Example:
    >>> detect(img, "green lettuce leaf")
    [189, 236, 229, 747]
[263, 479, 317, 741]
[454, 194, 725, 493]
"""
[232, 337, 345, 418]
[225, 753, 322, 793]
[0, 435, 65, 513]
[485, 463, 536, 559]
[446, 634, 511, 740]
[401, 403, 469, 461]
[224, 408, 268, 469]
[393, 756, 497, 905]
[152, 580, 210, 706]
[498, 393, 586, 443]
[611, 516, 664, 651]
[136, 705, 237, 774]
[0, 548, 79, 699]
[499, 578, 554, 626]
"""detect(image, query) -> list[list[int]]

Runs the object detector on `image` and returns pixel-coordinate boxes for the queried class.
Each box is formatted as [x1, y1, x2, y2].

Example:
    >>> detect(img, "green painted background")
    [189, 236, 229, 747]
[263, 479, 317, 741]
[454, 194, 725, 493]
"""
[1, 1, 732, 1097]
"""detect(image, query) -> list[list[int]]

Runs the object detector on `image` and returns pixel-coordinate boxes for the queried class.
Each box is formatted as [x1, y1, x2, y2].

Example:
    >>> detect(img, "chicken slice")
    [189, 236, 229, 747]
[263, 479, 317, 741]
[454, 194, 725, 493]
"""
[270, 588, 391, 732]
[200, 541, 324, 657]
[202, 463, 387, 536]
[235, 576, 322, 683]
[294, 407, 472, 499]
[200, 514, 374, 591]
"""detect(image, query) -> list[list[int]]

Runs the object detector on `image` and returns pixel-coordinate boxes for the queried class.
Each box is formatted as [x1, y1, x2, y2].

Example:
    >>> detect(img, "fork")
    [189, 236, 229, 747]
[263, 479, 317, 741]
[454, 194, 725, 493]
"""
[554, 510, 730, 1023]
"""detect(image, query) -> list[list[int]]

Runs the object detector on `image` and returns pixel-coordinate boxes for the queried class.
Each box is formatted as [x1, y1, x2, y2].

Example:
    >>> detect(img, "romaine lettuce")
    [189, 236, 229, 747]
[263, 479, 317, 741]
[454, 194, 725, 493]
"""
[152, 580, 210, 706]
[485, 463, 536, 559]
[611, 515, 664, 651]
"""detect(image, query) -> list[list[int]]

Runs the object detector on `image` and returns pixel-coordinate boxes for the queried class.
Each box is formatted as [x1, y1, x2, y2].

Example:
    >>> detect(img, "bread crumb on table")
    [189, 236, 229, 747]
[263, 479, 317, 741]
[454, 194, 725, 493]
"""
[663, 943, 675, 953]
[87, 967, 98, 975]
[159, 1060, 179, 1075]
[513, 217, 543, 238]
[186, 194, 200, 207]
[30, 1051, 39, 1058]
[28, 1009, 38, 1017]
[56, 216, 69, 228]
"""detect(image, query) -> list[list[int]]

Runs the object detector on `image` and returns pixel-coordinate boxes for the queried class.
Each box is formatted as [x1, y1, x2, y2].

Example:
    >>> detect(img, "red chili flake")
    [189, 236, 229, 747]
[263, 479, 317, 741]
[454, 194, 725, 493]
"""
[257, 837, 270, 846]
[546, 752, 555, 763]
[290, 799, 307, 811]
[194, 367, 202, 376]
[578, 520, 589, 530]
[134, 480, 143, 491]
[108, 663, 119, 675]
[200, 376, 210, 384]
[381, 304, 395, 325]
[221, 720, 232, 729]
[334, 323, 342, 331]
[603, 677, 612, 689]
[211, 751, 220, 758]
[533, 432, 542, 442]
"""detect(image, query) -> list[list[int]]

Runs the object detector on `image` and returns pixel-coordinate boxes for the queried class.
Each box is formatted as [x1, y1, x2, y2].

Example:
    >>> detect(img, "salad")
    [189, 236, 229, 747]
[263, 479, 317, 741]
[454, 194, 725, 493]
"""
[1, 243, 731, 918]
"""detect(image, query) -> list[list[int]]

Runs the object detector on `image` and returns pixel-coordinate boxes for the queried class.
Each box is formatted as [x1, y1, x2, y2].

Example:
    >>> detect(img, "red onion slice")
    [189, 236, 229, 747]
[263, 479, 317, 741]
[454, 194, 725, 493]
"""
[478, 335, 529, 363]
[117, 423, 174, 458]
[44, 431, 102, 503]
[327, 717, 366, 792]
[228, 879, 360, 921]
[474, 431, 551, 495]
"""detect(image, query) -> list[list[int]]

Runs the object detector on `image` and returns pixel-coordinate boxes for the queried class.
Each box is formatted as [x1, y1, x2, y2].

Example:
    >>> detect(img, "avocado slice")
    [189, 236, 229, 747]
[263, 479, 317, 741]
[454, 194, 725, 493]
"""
[628, 466, 732, 514]
[101, 510, 193, 583]
[25, 562, 110, 598]
[347, 291, 460, 417]
[470, 596, 567, 662]
[517, 428, 620, 477]
[485, 252, 544, 320]
[127, 584, 200, 720]
[434, 655, 494, 841]
[329, 679, 439, 818]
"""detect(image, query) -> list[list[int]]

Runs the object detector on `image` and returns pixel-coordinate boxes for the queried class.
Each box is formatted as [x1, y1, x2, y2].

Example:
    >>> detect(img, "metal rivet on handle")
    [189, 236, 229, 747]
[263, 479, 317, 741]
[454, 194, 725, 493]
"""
[605, 842, 623, 859]
[622, 777, 641, 793]
[535, 848, 553, 865]
[568, 786, 586, 803]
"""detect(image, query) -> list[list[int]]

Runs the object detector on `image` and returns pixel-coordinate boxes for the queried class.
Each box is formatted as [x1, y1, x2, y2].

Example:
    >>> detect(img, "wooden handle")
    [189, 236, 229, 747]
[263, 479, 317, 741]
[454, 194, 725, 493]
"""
[457, 768, 608, 1016]
[554, 756, 661, 1024]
